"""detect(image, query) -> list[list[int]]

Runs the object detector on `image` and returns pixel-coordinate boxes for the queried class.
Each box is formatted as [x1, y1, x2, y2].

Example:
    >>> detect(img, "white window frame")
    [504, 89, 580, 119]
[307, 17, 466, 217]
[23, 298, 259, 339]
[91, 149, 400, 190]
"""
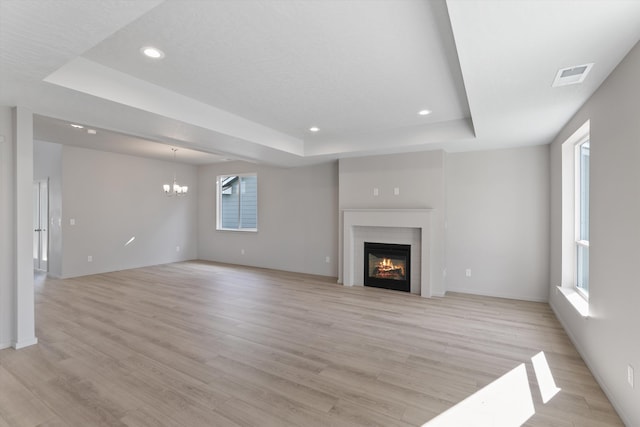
[216, 173, 258, 232]
[558, 121, 590, 316]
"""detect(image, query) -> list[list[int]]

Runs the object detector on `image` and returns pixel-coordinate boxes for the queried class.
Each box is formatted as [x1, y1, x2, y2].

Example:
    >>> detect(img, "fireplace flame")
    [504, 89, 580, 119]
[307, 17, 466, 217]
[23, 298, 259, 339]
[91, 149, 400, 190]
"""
[377, 258, 404, 275]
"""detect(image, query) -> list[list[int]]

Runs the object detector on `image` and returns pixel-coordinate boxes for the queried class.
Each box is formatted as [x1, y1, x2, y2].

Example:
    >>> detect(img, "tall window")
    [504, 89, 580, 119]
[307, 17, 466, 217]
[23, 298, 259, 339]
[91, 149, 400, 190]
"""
[217, 174, 257, 231]
[561, 121, 590, 308]
[575, 140, 589, 296]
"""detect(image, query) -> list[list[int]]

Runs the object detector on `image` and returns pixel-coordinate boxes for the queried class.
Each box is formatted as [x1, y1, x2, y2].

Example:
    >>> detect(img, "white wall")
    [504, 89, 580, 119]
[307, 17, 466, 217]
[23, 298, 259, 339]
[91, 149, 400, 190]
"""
[0, 106, 15, 349]
[60, 146, 198, 278]
[34, 140, 63, 278]
[13, 108, 37, 349]
[198, 161, 338, 277]
[549, 42, 640, 425]
[0, 107, 37, 349]
[338, 151, 446, 295]
[446, 146, 550, 301]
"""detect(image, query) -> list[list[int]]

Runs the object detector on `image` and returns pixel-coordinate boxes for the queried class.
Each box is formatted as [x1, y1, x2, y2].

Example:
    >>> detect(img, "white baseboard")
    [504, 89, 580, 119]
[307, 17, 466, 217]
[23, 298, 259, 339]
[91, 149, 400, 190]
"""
[446, 286, 548, 303]
[0, 341, 12, 350]
[549, 301, 631, 426]
[13, 337, 38, 349]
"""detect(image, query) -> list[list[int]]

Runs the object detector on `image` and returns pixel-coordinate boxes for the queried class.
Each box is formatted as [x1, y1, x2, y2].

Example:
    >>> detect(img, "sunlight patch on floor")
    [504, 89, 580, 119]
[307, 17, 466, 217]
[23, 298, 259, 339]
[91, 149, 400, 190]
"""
[531, 351, 561, 404]
[422, 351, 563, 427]
[423, 364, 535, 427]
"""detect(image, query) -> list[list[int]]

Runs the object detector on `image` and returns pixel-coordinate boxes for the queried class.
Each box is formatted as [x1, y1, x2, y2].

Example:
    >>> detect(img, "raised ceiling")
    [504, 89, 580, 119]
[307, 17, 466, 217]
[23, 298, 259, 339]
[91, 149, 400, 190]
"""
[1, 0, 639, 166]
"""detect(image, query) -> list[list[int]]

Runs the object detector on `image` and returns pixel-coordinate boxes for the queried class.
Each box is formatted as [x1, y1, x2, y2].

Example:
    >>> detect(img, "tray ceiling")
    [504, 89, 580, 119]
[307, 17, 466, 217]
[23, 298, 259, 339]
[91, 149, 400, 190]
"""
[1, 0, 639, 165]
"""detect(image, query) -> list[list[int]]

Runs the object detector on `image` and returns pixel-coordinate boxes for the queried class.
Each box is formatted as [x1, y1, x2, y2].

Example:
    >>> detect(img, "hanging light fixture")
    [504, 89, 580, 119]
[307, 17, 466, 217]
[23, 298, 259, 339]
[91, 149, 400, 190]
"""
[163, 148, 188, 196]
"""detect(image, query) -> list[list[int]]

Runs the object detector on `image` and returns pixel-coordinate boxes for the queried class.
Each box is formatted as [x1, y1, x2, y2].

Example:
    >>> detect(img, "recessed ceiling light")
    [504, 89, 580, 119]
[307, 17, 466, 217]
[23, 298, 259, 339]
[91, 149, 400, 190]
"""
[418, 110, 431, 116]
[141, 46, 165, 59]
[87, 129, 97, 135]
[70, 124, 84, 129]
[309, 127, 320, 132]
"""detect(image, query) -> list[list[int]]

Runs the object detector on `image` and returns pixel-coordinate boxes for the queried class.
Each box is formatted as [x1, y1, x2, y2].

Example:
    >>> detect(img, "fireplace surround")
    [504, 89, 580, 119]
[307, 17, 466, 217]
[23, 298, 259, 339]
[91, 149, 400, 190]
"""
[342, 209, 433, 297]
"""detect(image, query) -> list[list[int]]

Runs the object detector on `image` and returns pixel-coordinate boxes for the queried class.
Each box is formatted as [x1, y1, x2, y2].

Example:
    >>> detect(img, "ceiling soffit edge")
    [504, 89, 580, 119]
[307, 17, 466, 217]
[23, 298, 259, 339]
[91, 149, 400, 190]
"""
[44, 57, 305, 156]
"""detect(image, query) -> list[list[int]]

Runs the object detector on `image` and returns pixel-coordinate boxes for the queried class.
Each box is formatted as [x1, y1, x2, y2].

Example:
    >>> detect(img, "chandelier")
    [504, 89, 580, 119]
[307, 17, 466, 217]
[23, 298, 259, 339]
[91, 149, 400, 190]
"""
[163, 148, 188, 196]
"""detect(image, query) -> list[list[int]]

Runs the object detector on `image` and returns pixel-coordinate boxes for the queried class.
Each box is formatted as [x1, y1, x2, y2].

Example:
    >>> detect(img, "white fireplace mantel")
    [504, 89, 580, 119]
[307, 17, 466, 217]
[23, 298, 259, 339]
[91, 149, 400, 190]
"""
[342, 209, 432, 297]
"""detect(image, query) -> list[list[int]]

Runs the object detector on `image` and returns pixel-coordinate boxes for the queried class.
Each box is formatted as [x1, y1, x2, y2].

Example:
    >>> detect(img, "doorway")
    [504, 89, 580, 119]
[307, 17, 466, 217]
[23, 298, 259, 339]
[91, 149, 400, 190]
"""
[33, 179, 48, 271]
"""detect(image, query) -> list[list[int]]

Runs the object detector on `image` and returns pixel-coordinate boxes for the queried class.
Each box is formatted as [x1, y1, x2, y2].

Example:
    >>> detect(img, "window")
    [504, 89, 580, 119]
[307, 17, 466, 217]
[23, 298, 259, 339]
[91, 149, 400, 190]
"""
[561, 120, 590, 307]
[575, 140, 589, 296]
[217, 174, 257, 231]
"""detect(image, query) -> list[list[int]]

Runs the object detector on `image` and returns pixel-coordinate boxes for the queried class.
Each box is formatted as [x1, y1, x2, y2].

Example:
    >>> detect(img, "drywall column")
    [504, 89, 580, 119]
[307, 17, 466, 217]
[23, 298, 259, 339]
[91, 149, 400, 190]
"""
[0, 107, 14, 349]
[13, 107, 37, 349]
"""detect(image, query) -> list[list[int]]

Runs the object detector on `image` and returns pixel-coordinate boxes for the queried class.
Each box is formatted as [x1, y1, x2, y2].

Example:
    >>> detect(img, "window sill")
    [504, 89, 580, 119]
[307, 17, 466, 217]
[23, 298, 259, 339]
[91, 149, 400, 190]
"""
[216, 228, 258, 233]
[557, 286, 589, 318]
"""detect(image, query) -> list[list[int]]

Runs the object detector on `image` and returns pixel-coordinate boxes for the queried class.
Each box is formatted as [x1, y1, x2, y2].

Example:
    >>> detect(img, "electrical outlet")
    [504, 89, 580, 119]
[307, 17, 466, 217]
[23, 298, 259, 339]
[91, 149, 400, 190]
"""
[70, 218, 76, 226]
[87, 255, 92, 262]
[394, 187, 400, 196]
[373, 187, 379, 196]
[176, 246, 180, 252]
[465, 268, 471, 277]
[628, 365, 634, 388]
[241, 249, 245, 255]
[325, 256, 330, 263]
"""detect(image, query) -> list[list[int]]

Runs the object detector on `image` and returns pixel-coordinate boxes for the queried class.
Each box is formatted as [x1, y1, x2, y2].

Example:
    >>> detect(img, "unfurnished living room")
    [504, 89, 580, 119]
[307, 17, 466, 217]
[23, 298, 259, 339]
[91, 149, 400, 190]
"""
[1, 1, 639, 426]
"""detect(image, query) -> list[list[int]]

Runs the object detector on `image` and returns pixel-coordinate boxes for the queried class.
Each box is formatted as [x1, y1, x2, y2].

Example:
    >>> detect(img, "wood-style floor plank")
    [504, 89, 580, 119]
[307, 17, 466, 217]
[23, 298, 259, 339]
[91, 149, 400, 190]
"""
[0, 261, 624, 426]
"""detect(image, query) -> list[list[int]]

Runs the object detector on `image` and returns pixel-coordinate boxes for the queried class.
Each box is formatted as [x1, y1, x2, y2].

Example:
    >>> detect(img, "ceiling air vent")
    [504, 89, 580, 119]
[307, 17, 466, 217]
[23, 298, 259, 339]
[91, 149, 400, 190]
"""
[552, 63, 594, 87]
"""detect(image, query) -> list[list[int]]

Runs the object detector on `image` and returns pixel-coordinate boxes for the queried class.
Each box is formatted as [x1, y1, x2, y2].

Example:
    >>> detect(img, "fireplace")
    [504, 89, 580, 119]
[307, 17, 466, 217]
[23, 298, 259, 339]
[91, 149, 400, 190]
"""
[364, 242, 411, 292]
[343, 209, 432, 297]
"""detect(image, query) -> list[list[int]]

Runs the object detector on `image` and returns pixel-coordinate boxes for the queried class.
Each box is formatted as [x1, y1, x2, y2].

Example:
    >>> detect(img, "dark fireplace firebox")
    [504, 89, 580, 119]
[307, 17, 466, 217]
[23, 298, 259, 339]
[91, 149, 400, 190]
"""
[364, 242, 410, 292]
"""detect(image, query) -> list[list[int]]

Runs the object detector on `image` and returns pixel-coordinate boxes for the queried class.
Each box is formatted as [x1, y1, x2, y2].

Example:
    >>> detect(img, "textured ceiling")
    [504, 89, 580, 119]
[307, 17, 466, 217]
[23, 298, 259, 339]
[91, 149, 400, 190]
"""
[1, 0, 640, 166]
[82, 0, 470, 138]
[33, 115, 225, 165]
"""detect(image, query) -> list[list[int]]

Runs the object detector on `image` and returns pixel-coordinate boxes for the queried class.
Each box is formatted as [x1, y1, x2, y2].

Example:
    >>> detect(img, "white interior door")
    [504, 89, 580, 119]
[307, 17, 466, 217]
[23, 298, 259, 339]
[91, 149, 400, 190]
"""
[33, 179, 48, 271]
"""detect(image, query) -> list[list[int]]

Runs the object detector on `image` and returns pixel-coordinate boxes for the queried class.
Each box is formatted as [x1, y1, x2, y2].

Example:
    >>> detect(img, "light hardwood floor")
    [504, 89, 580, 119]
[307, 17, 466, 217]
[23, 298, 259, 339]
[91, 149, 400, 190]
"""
[0, 261, 623, 426]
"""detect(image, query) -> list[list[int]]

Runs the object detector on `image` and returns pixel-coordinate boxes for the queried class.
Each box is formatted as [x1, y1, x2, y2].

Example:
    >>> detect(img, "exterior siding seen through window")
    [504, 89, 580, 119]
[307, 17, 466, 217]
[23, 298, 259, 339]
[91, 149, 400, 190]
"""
[218, 174, 257, 230]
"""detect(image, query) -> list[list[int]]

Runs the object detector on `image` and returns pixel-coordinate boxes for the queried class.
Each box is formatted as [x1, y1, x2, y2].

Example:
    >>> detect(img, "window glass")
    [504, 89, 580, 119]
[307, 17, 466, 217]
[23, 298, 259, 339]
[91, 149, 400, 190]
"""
[576, 141, 589, 295]
[579, 142, 589, 241]
[218, 174, 257, 230]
